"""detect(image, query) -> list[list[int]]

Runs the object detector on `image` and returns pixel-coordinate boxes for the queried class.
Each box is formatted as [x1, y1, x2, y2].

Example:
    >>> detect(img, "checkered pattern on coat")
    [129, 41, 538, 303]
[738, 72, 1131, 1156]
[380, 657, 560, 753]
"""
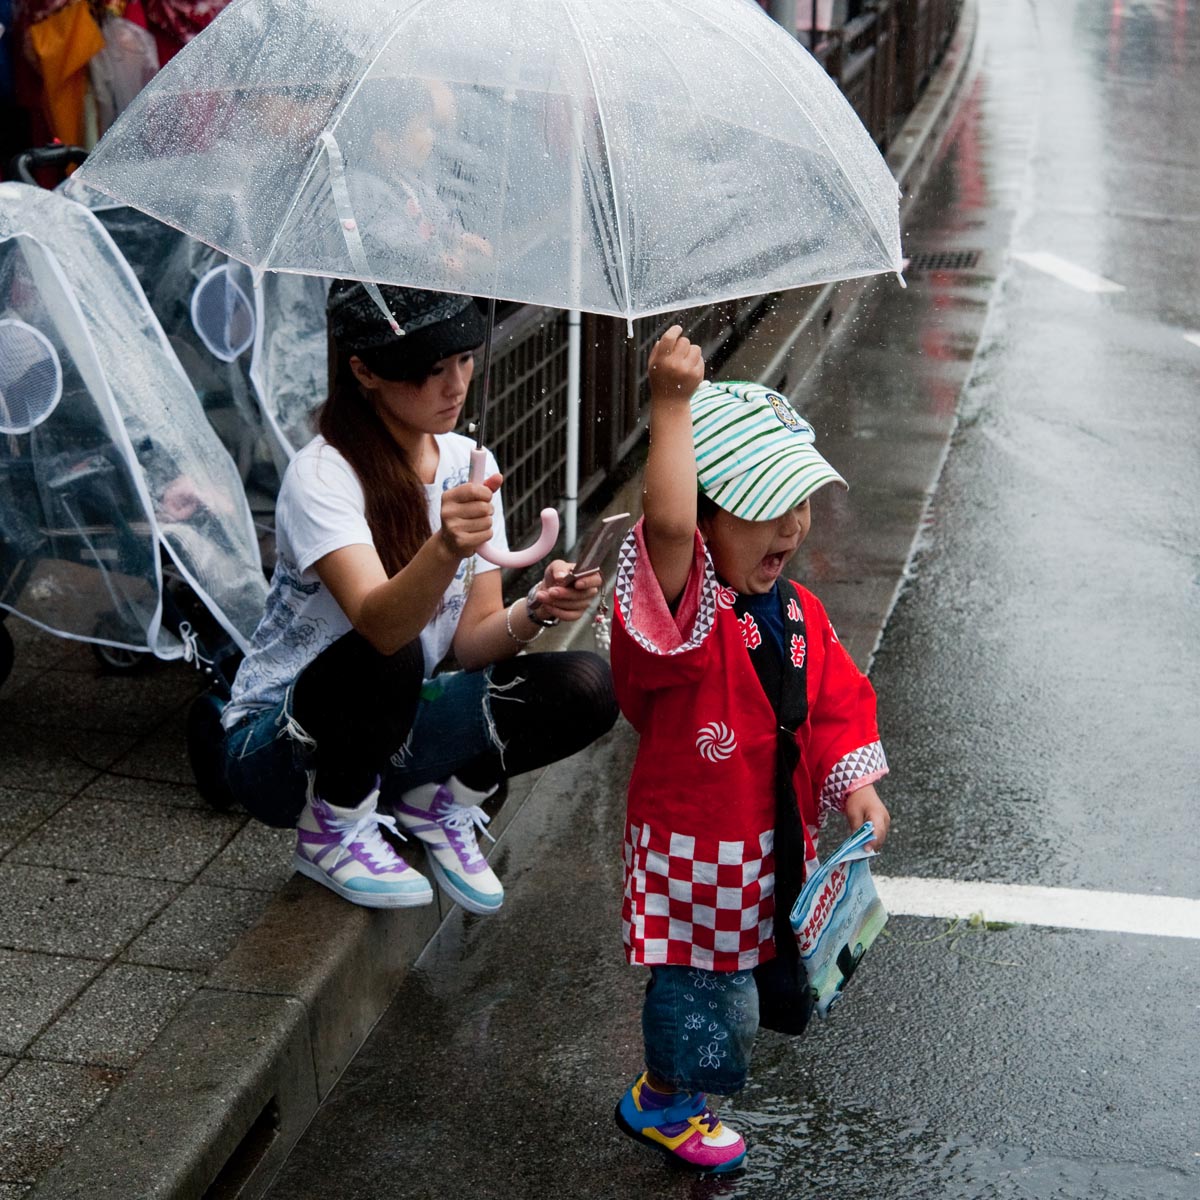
[623, 821, 776, 972]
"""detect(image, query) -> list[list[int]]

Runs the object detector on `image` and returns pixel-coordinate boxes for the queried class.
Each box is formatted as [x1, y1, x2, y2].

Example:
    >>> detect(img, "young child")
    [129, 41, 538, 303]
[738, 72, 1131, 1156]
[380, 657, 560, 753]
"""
[610, 327, 891, 1174]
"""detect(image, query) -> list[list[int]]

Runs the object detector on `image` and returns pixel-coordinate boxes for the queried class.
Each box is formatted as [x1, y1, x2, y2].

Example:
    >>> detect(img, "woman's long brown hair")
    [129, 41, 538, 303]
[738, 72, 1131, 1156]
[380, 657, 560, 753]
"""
[318, 345, 432, 577]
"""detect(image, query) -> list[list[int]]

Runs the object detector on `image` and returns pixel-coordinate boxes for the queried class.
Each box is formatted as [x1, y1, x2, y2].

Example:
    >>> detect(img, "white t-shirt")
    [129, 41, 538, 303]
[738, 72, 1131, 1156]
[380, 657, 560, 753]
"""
[223, 433, 506, 728]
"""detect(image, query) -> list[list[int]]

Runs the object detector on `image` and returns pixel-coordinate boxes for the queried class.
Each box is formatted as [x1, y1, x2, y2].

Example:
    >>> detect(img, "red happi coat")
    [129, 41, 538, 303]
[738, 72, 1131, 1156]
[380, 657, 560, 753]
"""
[611, 521, 887, 973]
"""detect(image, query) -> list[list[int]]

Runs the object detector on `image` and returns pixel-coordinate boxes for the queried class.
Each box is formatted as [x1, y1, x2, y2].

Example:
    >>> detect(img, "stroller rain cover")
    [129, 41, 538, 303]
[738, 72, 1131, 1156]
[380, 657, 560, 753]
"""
[62, 174, 329, 483]
[0, 181, 267, 659]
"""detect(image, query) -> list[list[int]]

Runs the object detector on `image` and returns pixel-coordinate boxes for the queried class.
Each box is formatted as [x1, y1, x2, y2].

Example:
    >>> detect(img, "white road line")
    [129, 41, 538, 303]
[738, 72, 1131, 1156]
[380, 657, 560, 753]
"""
[1012, 251, 1125, 294]
[874, 875, 1200, 940]
[1183, 331, 1200, 350]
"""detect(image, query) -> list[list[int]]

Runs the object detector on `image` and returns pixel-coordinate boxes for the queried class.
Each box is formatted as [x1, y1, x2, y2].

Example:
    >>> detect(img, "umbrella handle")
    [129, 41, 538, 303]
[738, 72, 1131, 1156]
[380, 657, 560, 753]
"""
[470, 448, 560, 569]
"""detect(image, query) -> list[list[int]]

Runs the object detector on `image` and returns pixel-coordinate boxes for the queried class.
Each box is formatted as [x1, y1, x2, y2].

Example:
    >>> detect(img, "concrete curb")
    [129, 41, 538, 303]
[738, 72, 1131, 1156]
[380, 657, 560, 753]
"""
[28, 9, 979, 1197]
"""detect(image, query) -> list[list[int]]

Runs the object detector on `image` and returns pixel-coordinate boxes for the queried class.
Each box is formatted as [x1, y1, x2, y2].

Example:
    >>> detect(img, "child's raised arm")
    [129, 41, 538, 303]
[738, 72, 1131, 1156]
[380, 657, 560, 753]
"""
[643, 325, 705, 605]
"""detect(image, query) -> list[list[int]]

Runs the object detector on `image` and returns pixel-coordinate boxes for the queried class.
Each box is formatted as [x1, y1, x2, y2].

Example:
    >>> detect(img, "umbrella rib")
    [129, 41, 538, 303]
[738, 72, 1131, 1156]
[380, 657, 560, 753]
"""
[672, 0, 899, 270]
[558, 0, 635, 326]
[321, 0, 441, 143]
[259, 0, 440, 277]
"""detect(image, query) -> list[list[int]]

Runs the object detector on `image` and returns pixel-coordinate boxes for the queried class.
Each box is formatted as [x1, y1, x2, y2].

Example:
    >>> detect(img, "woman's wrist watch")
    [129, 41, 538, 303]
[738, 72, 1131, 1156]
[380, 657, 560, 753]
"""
[525, 581, 559, 627]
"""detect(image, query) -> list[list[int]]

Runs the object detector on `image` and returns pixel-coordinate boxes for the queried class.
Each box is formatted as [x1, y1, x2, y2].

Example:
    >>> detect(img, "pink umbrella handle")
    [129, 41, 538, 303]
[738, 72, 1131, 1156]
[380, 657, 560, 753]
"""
[470, 448, 560, 569]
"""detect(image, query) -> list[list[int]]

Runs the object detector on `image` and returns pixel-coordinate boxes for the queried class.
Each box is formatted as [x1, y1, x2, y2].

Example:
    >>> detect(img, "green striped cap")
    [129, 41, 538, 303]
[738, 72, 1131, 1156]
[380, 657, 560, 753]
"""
[691, 380, 847, 521]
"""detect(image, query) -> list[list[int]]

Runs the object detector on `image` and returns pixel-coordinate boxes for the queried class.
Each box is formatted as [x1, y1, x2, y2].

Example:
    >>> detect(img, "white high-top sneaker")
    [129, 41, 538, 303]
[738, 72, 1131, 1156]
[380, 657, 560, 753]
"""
[293, 784, 433, 908]
[392, 778, 503, 914]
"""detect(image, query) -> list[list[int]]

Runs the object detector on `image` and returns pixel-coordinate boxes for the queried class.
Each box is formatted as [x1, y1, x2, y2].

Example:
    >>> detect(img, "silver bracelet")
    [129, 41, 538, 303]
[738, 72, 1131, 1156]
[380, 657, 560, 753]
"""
[525, 581, 560, 627]
[504, 598, 544, 646]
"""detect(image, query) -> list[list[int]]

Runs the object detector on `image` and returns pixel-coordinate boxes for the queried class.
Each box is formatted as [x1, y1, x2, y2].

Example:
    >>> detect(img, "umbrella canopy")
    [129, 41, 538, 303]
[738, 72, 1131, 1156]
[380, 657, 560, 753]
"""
[75, 0, 901, 324]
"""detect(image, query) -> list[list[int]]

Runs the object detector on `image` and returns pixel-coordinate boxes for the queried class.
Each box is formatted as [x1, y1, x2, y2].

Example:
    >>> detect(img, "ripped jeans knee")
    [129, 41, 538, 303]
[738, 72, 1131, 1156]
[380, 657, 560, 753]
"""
[382, 665, 513, 797]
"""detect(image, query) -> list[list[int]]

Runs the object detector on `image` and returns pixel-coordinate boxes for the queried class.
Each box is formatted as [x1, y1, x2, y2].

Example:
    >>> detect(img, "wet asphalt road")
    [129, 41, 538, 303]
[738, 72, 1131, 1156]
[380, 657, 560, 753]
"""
[263, 3, 1200, 1197]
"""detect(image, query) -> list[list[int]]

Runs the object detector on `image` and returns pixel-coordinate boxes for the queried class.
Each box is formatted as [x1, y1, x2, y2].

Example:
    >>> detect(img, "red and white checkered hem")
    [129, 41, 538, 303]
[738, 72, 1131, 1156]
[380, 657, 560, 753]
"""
[622, 821, 776, 972]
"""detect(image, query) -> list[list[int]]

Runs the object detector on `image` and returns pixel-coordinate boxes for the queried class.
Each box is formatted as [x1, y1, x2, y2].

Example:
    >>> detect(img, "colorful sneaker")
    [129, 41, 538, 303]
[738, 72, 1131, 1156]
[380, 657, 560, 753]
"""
[392, 778, 503, 914]
[615, 1072, 747, 1174]
[293, 786, 433, 909]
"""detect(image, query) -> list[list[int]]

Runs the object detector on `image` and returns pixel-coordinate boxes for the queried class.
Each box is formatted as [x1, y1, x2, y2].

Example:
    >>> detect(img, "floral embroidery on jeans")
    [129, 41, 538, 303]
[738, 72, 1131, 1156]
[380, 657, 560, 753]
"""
[698, 1041, 728, 1070]
[685, 1013, 704, 1031]
[689, 969, 726, 992]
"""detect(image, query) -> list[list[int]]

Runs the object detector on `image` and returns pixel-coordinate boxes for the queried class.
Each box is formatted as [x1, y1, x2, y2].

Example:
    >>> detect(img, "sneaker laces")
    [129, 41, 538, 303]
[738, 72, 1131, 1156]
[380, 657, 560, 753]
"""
[334, 807, 406, 871]
[440, 803, 495, 867]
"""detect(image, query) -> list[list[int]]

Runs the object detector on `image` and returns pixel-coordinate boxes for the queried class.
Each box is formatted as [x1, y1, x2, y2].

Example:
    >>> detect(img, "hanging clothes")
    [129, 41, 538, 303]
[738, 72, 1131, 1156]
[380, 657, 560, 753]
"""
[24, 0, 105, 146]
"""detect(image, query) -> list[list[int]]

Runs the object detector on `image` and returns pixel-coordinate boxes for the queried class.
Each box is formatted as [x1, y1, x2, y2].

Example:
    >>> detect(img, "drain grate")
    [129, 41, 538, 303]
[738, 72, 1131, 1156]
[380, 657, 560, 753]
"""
[904, 249, 982, 273]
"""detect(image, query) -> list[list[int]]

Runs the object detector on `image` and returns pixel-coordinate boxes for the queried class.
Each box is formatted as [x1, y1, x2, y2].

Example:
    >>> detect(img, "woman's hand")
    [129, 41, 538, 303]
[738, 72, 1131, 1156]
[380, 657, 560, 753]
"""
[438, 473, 502, 559]
[529, 558, 601, 623]
[844, 784, 891, 851]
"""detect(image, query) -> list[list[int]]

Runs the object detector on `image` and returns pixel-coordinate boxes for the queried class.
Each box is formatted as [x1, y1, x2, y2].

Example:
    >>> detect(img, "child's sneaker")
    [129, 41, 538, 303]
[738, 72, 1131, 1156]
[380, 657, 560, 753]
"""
[392, 778, 503, 914]
[615, 1072, 747, 1174]
[293, 786, 433, 908]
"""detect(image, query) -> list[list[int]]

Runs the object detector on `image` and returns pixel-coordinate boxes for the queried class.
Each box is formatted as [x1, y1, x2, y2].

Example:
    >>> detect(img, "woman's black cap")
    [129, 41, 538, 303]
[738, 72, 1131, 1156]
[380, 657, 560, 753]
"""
[327, 280, 486, 376]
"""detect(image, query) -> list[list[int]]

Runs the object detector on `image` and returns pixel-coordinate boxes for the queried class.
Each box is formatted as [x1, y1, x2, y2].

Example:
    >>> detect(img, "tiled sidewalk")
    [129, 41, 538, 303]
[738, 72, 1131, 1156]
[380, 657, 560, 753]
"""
[0, 618, 292, 1193]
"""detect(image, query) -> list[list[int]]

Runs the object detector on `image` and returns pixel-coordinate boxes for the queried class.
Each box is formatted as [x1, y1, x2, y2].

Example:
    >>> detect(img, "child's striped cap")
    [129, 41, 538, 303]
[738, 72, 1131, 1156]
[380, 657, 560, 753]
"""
[691, 380, 847, 521]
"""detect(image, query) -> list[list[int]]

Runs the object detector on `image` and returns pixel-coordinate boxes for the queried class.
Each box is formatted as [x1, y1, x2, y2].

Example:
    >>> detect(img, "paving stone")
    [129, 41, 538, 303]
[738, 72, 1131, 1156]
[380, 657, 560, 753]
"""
[3, 664, 203, 736]
[0, 666, 38, 711]
[1, 619, 74, 671]
[124, 884, 273, 971]
[9, 796, 241, 883]
[198, 819, 296, 893]
[0, 950, 99, 1057]
[0, 787, 65, 857]
[80, 772, 206, 811]
[108, 709, 197, 787]
[0, 1058, 123, 1183]
[0, 865, 176, 960]
[0, 726, 137, 796]
[29, 964, 200, 1070]
[0, 1057, 13, 1081]
[0, 1183, 32, 1198]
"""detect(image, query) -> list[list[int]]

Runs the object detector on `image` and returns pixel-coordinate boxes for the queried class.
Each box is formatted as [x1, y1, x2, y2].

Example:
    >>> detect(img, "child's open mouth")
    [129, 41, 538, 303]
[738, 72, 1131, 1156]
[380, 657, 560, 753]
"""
[760, 551, 787, 578]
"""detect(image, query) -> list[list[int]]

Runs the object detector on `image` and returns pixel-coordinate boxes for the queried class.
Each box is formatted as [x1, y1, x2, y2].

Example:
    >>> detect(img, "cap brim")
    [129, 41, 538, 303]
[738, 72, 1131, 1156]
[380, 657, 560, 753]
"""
[702, 448, 847, 521]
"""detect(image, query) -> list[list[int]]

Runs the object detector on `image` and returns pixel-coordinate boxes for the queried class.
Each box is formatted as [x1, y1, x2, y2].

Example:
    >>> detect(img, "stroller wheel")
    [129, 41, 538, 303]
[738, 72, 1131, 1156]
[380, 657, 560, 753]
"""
[0, 622, 13, 691]
[92, 641, 153, 674]
[91, 611, 154, 674]
[187, 691, 237, 811]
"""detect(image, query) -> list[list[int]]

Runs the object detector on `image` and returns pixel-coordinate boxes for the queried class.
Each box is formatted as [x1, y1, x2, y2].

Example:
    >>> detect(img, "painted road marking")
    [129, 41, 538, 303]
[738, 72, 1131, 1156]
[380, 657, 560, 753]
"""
[874, 876, 1200, 940]
[1183, 331, 1200, 350]
[1012, 251, 1125, 294]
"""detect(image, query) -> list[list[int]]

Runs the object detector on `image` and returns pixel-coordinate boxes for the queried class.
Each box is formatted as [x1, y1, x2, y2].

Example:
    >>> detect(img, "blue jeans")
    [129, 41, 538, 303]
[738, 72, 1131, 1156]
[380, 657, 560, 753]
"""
[223, 667, 509, 826]
[642, 965, 760, 1095]
[218, 633, 617, 828]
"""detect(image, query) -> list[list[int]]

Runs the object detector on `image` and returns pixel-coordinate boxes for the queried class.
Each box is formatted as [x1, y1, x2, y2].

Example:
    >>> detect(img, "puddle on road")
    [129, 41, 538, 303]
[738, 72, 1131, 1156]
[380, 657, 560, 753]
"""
[691, 1093, 1198, 1200]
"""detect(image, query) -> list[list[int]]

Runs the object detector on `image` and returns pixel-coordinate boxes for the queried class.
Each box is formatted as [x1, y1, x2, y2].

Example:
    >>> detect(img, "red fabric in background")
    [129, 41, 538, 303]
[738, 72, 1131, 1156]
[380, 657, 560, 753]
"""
[142, 0, 227, 64]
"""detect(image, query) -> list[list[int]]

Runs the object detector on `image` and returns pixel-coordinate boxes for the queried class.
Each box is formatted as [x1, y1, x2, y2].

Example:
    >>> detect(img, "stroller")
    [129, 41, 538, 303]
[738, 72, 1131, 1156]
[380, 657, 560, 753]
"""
[0, 181, 269, 790]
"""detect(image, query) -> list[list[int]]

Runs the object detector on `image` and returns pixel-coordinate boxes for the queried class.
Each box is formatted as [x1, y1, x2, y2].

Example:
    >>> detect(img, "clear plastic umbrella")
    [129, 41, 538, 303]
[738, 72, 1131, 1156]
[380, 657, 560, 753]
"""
[0, 181, 268, 660]
[75, 0, 902, 565]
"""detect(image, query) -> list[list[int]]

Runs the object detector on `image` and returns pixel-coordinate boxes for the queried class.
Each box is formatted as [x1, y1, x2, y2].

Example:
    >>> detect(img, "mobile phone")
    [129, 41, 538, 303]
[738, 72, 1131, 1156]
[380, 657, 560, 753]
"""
[563, 512, 631, 586]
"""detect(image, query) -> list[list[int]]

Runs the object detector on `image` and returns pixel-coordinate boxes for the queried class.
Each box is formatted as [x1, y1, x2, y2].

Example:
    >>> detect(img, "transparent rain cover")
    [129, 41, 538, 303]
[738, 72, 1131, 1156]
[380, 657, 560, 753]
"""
[0, 182, 267, 656]
[64, 176, 327, 474]
[74, 0, 901, 321]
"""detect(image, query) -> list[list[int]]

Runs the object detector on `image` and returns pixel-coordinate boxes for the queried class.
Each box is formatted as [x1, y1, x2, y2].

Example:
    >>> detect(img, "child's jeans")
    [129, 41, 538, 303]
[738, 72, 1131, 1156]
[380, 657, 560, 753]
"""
[642, 965, 760, 1095]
